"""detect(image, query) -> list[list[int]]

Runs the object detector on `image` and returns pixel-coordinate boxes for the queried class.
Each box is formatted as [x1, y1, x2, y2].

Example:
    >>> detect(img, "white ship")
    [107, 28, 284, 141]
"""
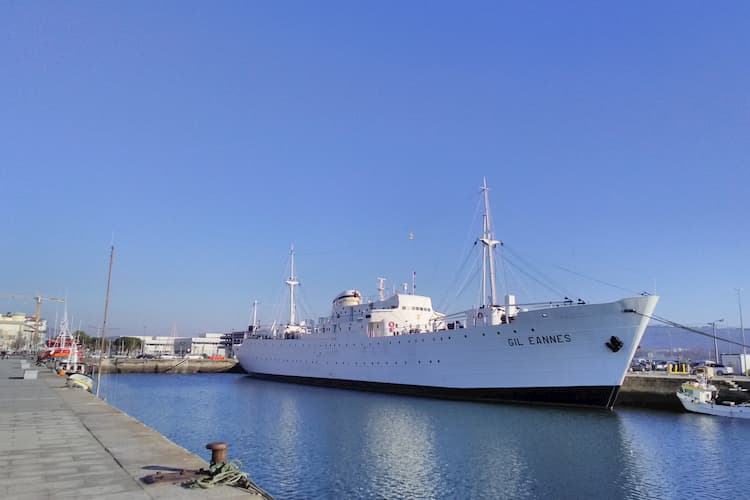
[237, 180, 658, 409]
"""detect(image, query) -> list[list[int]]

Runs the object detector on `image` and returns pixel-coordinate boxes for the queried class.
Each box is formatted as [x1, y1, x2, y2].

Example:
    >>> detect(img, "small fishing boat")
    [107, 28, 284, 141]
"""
[66, 372, 94, 392]
[676, 378, 750, 419]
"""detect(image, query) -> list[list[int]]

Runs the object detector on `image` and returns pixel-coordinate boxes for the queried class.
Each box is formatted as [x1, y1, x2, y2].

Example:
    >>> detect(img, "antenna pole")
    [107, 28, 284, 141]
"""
[95, 244, 114, 399]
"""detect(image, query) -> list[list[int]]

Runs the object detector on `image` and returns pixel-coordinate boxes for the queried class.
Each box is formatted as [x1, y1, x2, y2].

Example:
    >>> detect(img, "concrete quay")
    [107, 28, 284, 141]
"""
[88, 358, 240, 374]
[618, 372, 750, 410]
[0, 358, 265, 499]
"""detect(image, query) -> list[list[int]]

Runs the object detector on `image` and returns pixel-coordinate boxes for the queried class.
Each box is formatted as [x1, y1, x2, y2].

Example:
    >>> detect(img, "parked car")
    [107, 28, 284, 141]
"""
[136, 354, 155, 359]
[651, 360, 668, 371]
[714, 364, 734, 376]
[690, 361, 734, 376]
[630, 360, 648, 372]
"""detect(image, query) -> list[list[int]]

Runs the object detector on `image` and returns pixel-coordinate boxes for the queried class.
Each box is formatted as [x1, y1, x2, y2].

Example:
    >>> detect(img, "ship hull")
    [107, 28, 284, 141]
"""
[247, 372, 619, 408]
[237, 296, 658, 409]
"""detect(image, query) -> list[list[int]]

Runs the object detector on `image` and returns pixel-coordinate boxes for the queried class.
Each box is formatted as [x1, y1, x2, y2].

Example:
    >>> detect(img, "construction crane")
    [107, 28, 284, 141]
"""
[0, 294, 65, 348]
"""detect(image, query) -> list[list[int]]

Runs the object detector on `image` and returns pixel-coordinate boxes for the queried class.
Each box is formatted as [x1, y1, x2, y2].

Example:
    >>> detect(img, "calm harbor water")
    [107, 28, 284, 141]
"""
[99, 373, 749, 499]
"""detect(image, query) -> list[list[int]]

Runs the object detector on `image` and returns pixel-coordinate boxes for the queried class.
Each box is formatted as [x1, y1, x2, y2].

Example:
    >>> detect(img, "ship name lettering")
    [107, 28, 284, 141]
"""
[527, 334, 572, 345]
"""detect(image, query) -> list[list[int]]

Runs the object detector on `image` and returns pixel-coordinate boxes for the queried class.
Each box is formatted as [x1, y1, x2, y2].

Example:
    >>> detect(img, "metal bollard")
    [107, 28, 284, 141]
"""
[206, 442, 228, 465]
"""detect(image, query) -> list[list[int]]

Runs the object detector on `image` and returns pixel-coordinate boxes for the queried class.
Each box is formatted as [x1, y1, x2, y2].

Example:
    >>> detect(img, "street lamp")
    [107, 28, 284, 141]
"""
[708, 319, 725, 364]
[737, 288, 746, 375]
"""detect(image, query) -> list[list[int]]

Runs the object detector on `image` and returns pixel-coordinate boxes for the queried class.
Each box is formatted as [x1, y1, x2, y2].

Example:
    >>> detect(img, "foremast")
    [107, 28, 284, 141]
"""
[283, 245, 304, 338]
[286, 245, 299, 327]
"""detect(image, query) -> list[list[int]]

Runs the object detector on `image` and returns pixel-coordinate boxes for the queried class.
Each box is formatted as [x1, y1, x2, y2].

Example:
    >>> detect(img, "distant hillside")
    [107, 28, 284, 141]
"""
[636, 325, 747, 361]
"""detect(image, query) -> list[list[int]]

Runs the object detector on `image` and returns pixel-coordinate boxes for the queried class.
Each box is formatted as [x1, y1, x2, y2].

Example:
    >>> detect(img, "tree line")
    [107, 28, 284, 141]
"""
[73, 331, 143, 353]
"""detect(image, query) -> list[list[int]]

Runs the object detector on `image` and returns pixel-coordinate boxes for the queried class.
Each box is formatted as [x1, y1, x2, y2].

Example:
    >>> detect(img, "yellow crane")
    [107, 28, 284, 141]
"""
[0, 294, 65, 347]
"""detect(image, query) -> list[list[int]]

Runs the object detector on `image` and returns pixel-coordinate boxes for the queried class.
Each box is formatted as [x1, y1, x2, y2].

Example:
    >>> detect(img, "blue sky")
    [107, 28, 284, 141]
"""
[1, 2, 748, 338]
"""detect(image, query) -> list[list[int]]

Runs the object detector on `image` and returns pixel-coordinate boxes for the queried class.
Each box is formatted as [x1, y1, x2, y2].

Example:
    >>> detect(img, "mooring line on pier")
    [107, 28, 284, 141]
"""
[630, 310, 750, 350]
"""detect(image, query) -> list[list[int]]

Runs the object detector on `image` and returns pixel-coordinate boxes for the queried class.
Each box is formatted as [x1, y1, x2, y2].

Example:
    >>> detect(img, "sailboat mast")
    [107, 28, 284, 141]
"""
[95, 244, 114, 399]
[286, 245, 299, 326]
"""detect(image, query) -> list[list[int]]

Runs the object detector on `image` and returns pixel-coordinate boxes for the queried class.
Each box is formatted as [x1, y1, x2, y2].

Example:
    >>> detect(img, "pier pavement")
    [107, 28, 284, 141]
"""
[0, 358, 264, 499]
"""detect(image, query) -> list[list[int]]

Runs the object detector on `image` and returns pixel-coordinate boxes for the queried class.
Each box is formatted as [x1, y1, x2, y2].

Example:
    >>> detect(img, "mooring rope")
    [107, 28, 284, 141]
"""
[631, 311, 750, 350]
[184, 460, 273, 499]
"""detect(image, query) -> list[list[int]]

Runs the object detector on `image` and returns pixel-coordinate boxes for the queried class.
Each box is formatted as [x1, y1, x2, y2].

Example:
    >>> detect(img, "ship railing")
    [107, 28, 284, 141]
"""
[514, 299, 584, 308]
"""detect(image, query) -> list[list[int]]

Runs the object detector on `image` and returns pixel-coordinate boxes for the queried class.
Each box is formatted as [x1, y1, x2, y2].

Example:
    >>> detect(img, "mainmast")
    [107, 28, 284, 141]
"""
[478, 178, 500, 307]
[285, 245, 299, 326]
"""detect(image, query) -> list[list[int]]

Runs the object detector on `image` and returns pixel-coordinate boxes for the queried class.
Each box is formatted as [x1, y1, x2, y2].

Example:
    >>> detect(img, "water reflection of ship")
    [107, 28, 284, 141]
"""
[238, 179, 658, 409]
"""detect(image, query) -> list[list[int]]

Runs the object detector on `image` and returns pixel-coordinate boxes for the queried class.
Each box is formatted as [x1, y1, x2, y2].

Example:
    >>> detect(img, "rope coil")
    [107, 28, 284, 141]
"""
[184, 460, 273, 499]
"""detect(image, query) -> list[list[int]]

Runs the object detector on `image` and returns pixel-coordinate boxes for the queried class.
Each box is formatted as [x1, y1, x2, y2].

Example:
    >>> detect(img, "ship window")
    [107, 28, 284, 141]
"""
[531, 328, 535, 332]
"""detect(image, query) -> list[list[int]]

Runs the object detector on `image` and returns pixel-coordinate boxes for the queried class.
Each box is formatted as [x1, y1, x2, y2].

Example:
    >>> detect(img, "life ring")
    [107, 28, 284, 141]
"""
[477, 312, 484, 319]
[388, 321, 396, 333]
